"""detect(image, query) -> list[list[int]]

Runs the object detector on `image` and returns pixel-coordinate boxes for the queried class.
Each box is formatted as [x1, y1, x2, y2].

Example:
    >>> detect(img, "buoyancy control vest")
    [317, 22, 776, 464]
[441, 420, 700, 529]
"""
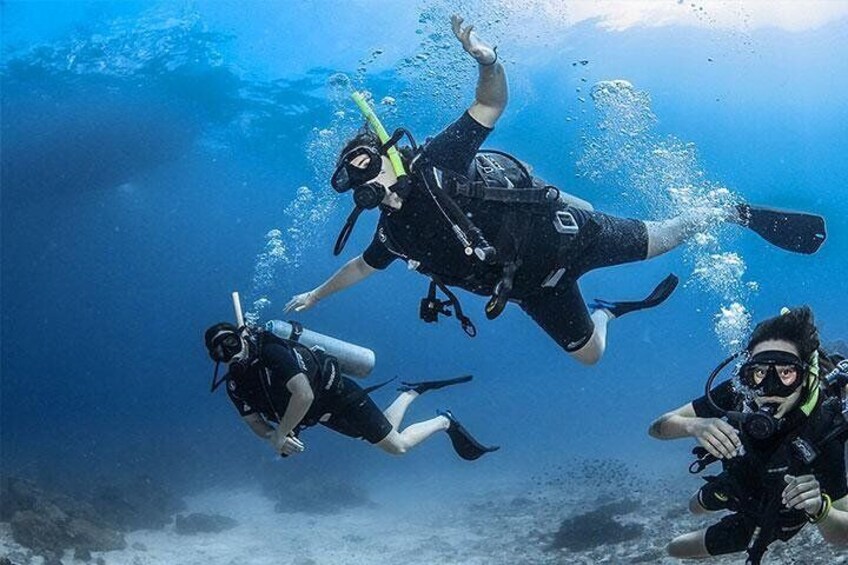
[693, 394, 847, 565]
[391, 147, 595, 333]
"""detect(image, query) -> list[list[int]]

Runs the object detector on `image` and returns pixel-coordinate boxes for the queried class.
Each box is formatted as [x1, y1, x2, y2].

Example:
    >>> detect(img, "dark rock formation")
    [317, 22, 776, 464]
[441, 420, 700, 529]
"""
[174, 513, 238, 535]
[90, 475, 186, 531]
[551, 499, 644, 551]
[1, 477, 127, 558]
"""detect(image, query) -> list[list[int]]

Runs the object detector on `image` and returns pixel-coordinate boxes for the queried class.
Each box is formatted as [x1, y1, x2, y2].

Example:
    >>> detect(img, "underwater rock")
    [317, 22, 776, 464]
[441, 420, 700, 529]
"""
[550, 499, 643, 551]
[9, 510, 66, 555]
[3, 477, 126, 557]
[174, 513, 238, 535]
[0, 478, 40, 521]
[90, 475, 185, 531]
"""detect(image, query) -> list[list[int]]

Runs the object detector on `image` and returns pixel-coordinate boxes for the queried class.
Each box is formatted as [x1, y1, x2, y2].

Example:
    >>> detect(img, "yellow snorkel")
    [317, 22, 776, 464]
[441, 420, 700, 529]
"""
[351, 92, 407, 179]
[333, 92, 412, 256]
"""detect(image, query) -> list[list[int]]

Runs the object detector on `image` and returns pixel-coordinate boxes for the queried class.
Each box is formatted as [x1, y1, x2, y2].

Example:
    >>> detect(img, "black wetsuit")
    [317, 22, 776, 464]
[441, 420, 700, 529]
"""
[691, 381, 848, 556]
[226, 333, 392, 444]
[362, 112, 649, 352]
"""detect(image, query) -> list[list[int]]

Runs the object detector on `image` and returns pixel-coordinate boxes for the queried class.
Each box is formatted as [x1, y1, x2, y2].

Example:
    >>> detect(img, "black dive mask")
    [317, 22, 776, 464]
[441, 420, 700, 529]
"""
[739, 350, 808, 398]
[331, 145, 383, 193]
[208, 330, 251, 393]
[208, 331, 243, 363]
[705, 353, 803, 441]
[332, 128, 417, 256]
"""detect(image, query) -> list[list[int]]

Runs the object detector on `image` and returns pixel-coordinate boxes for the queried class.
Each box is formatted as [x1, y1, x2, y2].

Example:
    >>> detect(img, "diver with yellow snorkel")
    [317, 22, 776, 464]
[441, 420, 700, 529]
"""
[287, 14, 827, 365]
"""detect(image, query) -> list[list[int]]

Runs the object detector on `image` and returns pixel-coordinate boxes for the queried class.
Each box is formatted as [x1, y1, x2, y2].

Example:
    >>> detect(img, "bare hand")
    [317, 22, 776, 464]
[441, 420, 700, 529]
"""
[451, 14, 496, 65]
[690, 418, 741, 459]
[270, 431, 305, 456]
[285, 291, 319, 313]
[783, 474, 824, 515]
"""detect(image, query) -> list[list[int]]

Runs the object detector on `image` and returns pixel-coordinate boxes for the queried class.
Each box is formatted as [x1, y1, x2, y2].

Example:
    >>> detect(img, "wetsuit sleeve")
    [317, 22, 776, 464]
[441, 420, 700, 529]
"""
[423, 111, 493, 174]
[226, 379, 257, 417]
[814, 438, 848, 501]
[261, 342, 308, 383]
[692, 381, 737, 418]
[362, 224, 398, 270]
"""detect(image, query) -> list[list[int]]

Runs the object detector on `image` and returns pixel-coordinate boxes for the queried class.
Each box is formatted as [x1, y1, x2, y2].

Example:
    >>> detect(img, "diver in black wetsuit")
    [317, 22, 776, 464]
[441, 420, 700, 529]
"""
[649, 307, 848, 563]
[204, 322, 497, 460]
[287, 14, 827, 366]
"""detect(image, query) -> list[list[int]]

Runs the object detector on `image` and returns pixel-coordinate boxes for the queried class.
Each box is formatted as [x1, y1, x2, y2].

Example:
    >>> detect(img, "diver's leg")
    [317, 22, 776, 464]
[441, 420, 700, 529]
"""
[570, 309, 612, 365]
[521, 281, 606, 364]
[669, 514, 751, 559]
[377, 415, 450, 455]
[382, 390, 419, 429]
[688, 490, 710, 515]
[667, 529, 710, 559]
[644, 208, 733, 259]
[645, 216, 700, 258]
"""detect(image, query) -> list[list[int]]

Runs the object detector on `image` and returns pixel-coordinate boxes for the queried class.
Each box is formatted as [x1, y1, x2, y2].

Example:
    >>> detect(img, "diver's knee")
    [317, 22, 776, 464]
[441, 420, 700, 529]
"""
[689, 491, 707, 515]
[570, 333, 604, 365]
[667, 536, 692, 559]
[377, 434, 407, 456]
[667, 531, 708, 559]
[570, 345, 602, 365]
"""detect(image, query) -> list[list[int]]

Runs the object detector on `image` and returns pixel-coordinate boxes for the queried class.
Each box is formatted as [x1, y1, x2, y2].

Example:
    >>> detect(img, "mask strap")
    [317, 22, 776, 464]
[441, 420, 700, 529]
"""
[210, 361, 228, 393]
[334, 207, 363, 256]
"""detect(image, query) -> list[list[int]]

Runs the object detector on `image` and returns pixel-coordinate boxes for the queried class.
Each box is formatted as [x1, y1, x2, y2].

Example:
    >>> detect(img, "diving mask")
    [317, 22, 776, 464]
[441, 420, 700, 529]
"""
[739, 350, 808, 398]
[209, 330, 243, 363]
[331, 145, 383, 193]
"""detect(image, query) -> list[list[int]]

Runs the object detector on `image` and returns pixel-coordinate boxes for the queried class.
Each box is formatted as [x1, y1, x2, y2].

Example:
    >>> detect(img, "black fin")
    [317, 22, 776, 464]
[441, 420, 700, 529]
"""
[590, 273, 679, 319]
[737, 204, 826, 255]
[439, 410, 499, 461]
[398, 375, 473, 394]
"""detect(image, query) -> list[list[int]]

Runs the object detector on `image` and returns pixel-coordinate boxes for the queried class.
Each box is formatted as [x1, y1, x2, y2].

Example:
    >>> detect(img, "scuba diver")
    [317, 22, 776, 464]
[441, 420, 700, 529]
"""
[286, 14, 827, 365]
[204, 313, 498, 461]
[648, 307, 848, 563]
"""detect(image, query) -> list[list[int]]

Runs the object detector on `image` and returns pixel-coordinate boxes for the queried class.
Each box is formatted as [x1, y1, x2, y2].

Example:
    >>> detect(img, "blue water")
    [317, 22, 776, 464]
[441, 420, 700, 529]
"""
[2, 0, 847, 541]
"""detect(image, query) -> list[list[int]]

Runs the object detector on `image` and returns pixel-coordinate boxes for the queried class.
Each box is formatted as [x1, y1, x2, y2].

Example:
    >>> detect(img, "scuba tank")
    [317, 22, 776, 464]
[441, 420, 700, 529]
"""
[265, 320, 375, 378]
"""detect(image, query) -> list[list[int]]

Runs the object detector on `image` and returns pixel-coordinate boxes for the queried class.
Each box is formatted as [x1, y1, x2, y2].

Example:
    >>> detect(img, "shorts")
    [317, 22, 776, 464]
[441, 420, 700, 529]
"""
[318, 377, 393, 444]
[704, 512, 806, 556]
[520, 208, 649, 352]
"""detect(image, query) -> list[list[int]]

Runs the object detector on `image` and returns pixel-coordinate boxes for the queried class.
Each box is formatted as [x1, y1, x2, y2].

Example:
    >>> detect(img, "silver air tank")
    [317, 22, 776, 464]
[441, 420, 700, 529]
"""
[265, 320, 375, 378]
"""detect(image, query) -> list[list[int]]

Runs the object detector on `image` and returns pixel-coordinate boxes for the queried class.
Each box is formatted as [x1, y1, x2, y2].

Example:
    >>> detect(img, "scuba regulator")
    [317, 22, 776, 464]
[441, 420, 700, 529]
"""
[704, 350, 815, 441]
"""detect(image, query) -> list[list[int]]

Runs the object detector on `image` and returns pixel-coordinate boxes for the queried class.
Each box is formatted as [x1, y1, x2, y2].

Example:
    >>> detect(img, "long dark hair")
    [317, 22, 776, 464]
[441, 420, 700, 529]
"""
[337, 125, 415, 168]
[746, 306, 836, 374]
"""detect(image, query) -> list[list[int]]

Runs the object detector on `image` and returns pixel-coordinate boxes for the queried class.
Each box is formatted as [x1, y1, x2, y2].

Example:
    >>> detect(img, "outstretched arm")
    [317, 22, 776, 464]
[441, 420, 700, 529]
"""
[648, 402, 741, 460]
[451, 14, 507, 128]
[285, 255, 377, 312]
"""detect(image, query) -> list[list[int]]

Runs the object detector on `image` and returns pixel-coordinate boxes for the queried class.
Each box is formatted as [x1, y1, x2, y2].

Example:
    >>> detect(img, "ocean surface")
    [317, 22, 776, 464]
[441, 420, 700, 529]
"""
[2, 2, 847, 564]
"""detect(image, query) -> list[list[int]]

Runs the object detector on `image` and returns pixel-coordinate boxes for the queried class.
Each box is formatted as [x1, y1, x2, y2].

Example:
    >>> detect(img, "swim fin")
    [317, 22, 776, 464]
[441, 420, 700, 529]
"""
[398, 375, 473, 394]
[736, 204, 826, 255]
[438, 410, 499, 461]
[590, 273, 679, 319]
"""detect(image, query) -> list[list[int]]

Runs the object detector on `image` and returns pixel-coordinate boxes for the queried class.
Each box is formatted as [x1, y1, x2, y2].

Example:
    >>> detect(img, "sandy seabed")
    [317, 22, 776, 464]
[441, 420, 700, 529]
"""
[2, 475, 847, 565]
